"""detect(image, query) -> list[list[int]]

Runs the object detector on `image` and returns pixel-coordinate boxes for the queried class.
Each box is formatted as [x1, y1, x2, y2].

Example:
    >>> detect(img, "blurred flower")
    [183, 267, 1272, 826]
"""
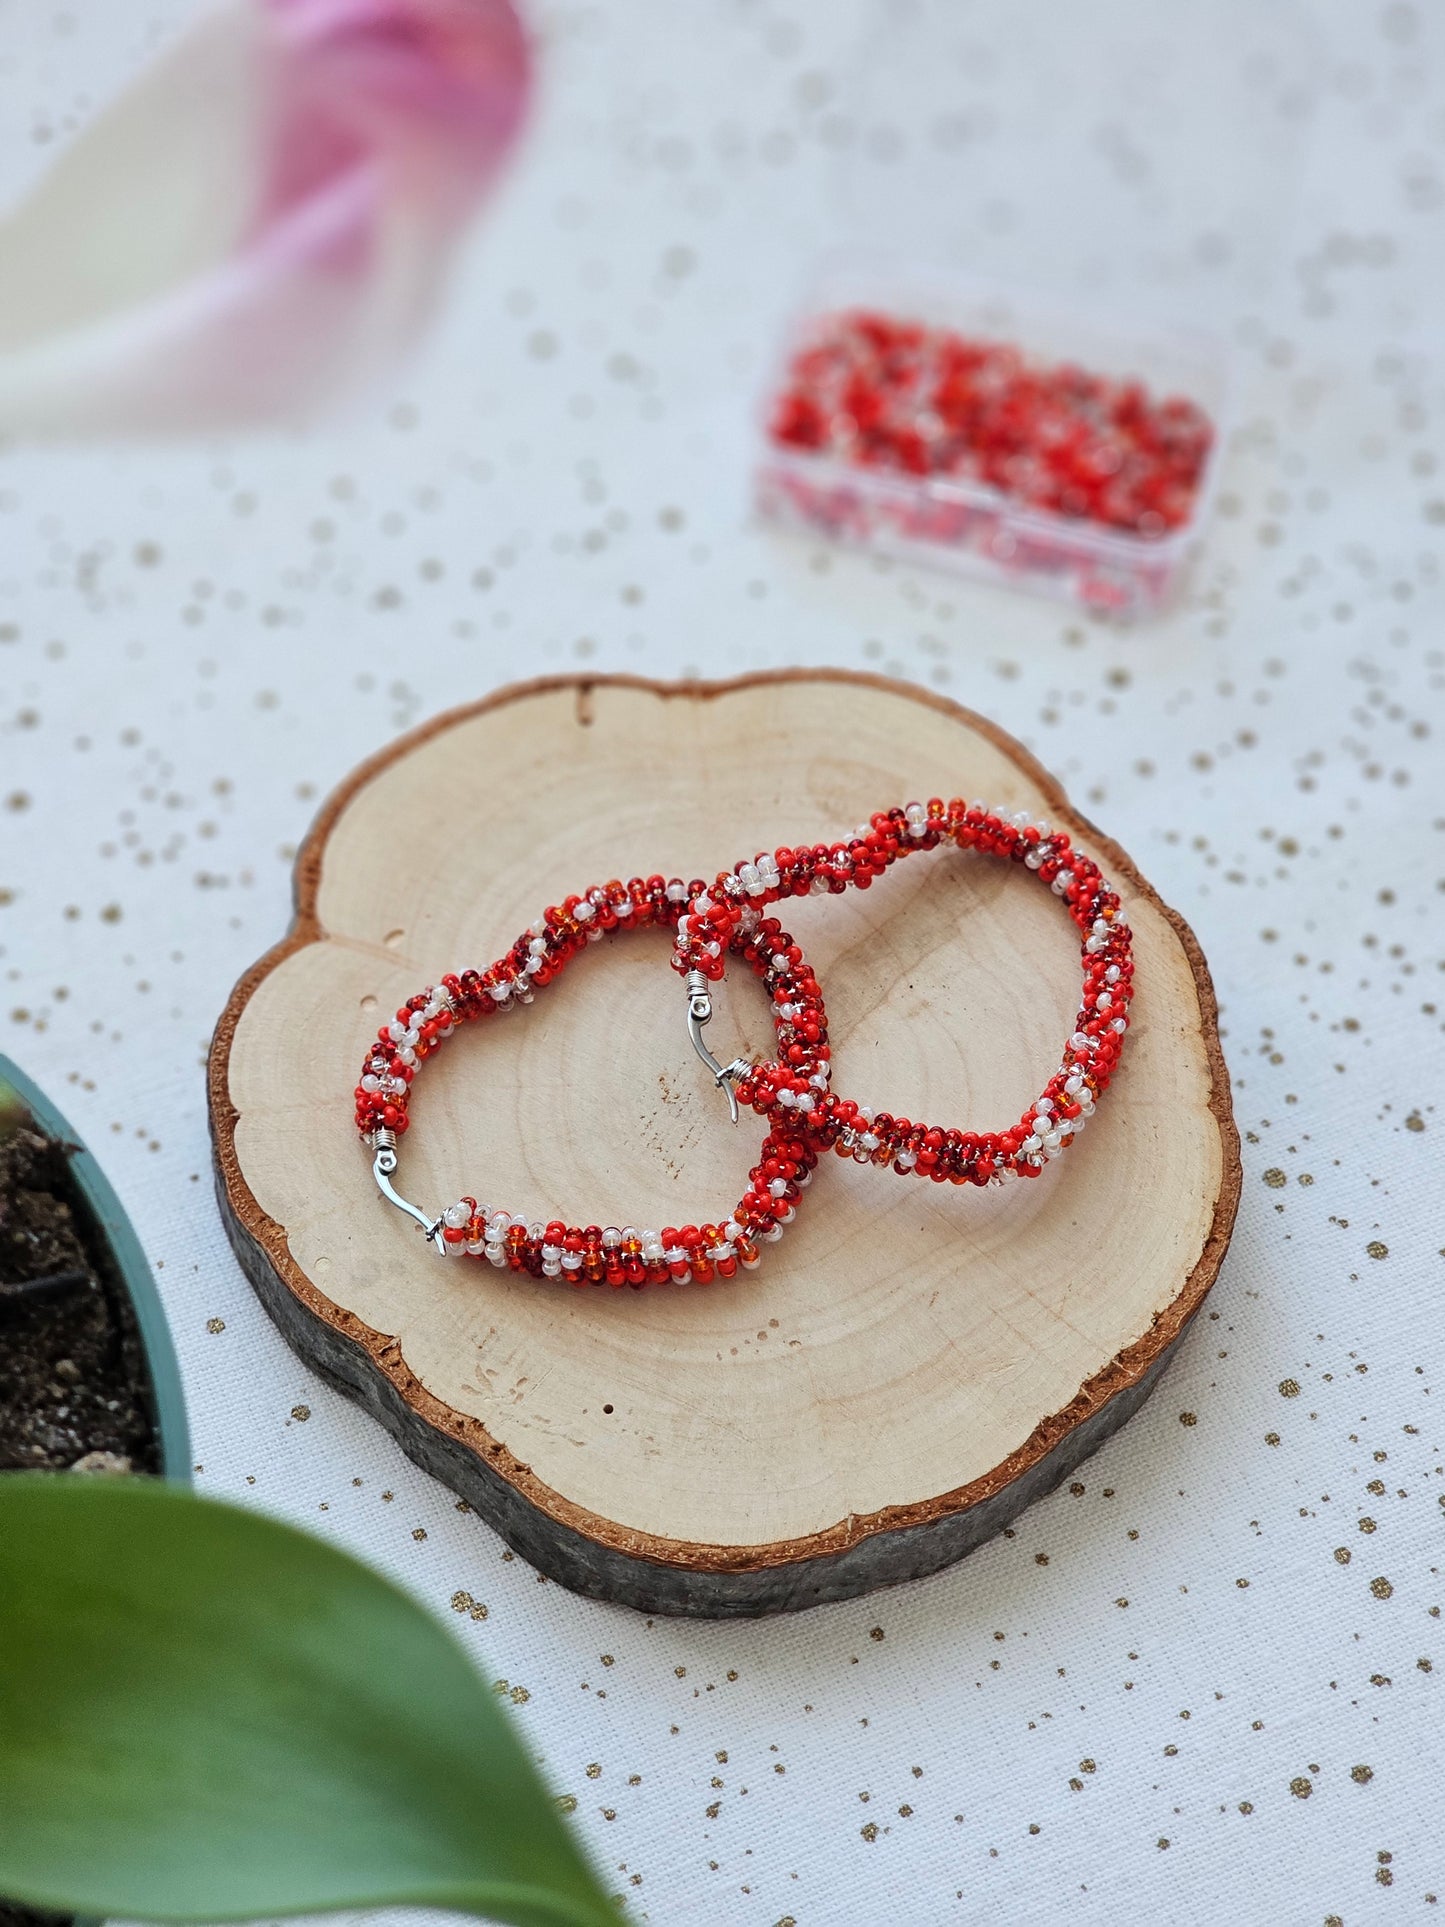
[0, 0, 530, 438]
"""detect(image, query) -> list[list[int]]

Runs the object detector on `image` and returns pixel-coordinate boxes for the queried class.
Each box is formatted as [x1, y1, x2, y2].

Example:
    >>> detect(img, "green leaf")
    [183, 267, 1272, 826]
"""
[0, 1476, 615, 1927]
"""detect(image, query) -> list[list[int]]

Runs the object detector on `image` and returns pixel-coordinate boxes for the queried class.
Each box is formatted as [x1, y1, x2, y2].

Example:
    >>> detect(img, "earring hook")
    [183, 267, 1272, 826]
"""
[685, 969, 749, 1124]
[370, 1130, 444, 1243]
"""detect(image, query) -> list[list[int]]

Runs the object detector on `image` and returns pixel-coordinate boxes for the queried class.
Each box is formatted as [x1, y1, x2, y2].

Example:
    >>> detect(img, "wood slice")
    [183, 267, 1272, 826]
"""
[209, 671, 1239, 1618]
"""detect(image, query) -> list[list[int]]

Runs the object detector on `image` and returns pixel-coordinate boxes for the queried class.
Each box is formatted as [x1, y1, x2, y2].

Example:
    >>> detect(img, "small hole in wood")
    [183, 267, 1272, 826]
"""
[360, 994, 377, 1012]
[602, 1403, 614, 1414]
[383, 928, 405, 947]
[575, 683, 595, 727]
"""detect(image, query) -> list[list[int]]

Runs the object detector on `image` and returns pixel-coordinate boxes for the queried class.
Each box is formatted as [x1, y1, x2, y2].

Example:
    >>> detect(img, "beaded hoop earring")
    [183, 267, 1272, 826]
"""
[671, 800, 1134, 1187]
[352, 878, 828, 1288]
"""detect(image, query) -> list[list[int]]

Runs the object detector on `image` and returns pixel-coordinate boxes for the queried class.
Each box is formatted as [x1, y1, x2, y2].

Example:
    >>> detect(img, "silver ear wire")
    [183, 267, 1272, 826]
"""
[369, 1130, 444, 1244]
[685, 970, 749, 1125]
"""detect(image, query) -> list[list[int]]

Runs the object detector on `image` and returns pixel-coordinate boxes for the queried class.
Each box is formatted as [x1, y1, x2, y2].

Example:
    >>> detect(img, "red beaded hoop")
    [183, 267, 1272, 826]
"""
[352, 878, 828, 1287]
[671, 800, 1134, 1187]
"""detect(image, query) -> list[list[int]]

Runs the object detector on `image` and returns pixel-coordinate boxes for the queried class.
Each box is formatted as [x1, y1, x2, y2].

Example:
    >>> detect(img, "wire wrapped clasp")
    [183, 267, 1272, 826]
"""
[685, 969, 749, 1124]
[370, 1129, 444, 1244]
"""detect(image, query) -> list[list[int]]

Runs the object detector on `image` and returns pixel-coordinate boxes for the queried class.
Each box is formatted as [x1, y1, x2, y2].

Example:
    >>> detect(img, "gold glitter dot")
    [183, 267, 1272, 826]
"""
[290, 1404, 310, 1421]
[1278, 1379, 1301, 1398]
[1351, 1764, 1374, 1783]
[860, 1823, 878, 1843]
[1079, 1759, 1096, 1774]
[1265, 1431, 1281, 1445]
[1366, 1241, 1388, 1259]
[1370, 1576, 1394, 1599]
[1179, 1411, 1198, 1426]
[869, 1627, 885, 1641]
[1239, 1802, 1254, 1815]
[1262, 1168, 1287, 1188]
[1334, 1547, 1352, 1565]
[205, 1317, 225, 1334]
[1359, 1517, 1377, 1533]
[554, 1794, 577, 1813]
[1289, 1777, 1312, 1798]
[585, 1764, 602, 1779]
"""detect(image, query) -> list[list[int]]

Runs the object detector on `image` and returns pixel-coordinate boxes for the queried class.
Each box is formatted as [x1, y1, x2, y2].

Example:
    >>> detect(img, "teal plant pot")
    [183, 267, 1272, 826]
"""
[0, 1055, 190, 1481]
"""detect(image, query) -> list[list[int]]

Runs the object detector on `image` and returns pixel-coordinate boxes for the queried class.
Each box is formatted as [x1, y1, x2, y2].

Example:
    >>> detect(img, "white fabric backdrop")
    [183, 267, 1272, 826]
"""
[1, 3, 1441, 1921]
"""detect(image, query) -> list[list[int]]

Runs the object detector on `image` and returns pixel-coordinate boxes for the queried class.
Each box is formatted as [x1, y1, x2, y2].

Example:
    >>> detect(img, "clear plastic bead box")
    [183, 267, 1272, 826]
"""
[754, 0, 1316, 613]
[755, 254, 1230, 616]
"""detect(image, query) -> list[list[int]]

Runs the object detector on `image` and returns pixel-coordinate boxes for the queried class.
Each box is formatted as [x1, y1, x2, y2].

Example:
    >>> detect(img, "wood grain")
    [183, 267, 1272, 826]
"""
[209, 670, 1239, 1616]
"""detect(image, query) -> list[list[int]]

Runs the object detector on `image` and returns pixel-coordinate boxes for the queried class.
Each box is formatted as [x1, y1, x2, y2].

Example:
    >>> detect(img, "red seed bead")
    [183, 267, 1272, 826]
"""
[671, 798, 1132, 1190]
[353, 881, 827, 1290]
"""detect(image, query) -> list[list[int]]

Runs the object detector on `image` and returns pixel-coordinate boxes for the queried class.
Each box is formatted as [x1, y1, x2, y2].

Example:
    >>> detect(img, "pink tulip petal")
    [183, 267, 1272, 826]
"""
[0, 0, 529, 438]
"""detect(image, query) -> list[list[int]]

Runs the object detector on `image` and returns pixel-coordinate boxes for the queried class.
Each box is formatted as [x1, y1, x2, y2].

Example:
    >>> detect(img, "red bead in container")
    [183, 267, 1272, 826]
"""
[756, 269, 1228, 614]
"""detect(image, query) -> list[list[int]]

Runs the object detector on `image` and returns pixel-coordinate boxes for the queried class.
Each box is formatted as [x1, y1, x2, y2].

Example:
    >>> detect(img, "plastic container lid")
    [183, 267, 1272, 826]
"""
[835, 0, 1320, 327]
